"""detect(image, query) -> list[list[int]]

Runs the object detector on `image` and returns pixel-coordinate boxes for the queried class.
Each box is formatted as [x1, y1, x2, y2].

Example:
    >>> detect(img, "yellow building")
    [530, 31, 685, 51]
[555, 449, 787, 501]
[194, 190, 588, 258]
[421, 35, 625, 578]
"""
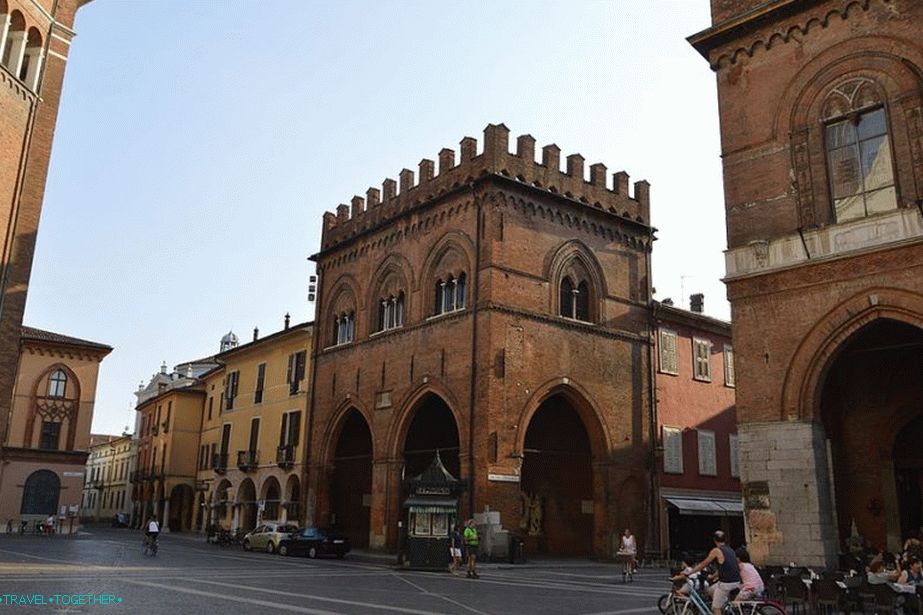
[132, 381, 207, 532]
[81, 434, 135, 523]
[197, 320, 311, 535]
[0, 327, 111, 532]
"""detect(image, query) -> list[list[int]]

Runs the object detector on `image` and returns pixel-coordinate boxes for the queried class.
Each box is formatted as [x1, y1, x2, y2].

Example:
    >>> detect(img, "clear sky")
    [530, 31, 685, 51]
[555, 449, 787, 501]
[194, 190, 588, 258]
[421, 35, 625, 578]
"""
[24, 0, 725, 435]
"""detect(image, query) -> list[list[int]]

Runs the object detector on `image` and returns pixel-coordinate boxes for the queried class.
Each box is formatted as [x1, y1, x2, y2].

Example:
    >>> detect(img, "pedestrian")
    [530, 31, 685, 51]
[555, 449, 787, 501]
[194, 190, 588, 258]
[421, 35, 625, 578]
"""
[5, 519, 11, 534]
[44, 514, 55, 535]
[464, 519, 480, 579]
[449, 523, 463, 576]
[682, 530, 741, 615]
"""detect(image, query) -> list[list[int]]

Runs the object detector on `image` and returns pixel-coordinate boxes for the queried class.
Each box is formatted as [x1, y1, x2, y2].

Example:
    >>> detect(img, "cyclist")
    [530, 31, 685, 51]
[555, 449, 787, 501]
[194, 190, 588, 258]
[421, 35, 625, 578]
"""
[619, 528, 638, 574]
[683, 531, 741, 615]
[145, 515, 160, 553]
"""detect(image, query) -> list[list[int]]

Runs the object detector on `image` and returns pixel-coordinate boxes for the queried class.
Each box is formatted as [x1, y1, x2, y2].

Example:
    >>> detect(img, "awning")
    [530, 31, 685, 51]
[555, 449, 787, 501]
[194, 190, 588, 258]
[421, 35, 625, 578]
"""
[664, 495, 743, 517]
[403, 496, 457, 513]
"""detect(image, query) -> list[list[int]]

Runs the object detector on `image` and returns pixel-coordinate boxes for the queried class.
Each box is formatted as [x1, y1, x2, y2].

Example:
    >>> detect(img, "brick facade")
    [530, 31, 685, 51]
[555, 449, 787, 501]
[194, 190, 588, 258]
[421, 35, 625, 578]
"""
[690, 0, 923, 565]
[0, 0, 88, 462]
[305, 124, 655, 557]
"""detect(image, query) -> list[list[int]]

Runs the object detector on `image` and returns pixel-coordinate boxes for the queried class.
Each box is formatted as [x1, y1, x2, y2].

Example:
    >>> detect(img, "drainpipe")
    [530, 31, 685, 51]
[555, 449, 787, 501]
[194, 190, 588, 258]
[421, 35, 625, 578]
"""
[467, 183, 484, 518]
[305, 265, 325, 529]
[645, 225, 660, 561]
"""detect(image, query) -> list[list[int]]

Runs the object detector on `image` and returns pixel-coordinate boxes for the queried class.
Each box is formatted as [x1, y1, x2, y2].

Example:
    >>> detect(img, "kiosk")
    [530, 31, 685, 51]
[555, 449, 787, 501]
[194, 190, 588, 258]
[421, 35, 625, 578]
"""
[402, 452, 465, 570]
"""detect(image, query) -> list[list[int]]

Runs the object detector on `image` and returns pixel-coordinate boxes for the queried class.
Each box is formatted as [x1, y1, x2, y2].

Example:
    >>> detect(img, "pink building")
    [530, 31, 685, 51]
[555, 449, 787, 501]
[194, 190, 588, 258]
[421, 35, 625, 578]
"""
[653, 296, 741, 558]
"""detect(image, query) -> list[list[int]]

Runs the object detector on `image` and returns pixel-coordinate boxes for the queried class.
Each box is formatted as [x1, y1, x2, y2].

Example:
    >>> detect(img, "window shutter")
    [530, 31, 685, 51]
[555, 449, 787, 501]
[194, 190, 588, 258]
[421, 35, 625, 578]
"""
[290, 411, 301, 448]
[279, 413, 288, 447]
[729, 434, 740, 478]
[663, 427, 683, 474]
[286, 354, 294, 384]
[698, 430, 716, 476]
[724, 345, 735, 387]
[659, 330, 678, 374]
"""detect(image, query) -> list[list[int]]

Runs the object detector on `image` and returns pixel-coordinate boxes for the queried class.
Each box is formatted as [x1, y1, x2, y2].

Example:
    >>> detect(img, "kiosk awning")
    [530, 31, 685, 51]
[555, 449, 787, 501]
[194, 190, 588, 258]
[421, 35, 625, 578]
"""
[665, 495, 743, 517]
[403, 496, 457, 513]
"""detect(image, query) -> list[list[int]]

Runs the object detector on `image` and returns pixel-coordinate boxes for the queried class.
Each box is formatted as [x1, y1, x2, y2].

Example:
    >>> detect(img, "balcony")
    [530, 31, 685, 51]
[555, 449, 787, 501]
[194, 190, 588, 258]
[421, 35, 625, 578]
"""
[237, 450, 259, 472]
[212, 452, 228, 475]
[276, 445, 294, 469]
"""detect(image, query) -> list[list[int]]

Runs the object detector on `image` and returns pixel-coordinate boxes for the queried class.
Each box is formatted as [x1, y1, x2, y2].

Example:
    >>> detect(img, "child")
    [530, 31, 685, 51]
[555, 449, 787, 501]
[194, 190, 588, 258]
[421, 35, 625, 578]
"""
[671, 554, 703, 595]
[736, 548, 765, 600]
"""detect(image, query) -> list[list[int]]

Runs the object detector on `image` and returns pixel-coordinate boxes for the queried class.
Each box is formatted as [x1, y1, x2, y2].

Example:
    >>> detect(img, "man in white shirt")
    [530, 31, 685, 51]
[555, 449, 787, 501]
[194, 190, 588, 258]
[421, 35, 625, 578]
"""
[146, 515, 160, 544]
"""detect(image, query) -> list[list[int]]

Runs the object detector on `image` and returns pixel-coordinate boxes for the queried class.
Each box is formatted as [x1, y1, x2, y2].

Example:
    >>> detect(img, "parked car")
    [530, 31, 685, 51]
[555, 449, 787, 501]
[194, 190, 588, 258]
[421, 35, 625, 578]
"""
[277, 527, 351, 558]
[242, 523, 298, 553]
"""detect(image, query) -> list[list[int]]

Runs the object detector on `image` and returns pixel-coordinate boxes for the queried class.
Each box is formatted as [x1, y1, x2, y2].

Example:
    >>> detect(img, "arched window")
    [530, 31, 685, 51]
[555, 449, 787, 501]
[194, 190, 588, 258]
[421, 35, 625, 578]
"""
[823, 79, 896, 222]
[434, 273, 466, 316]
[47, 369, 67, 398]
[334, 311, 354, 345]
[376, 291, 405, 333]
[559, 276, 592, 322]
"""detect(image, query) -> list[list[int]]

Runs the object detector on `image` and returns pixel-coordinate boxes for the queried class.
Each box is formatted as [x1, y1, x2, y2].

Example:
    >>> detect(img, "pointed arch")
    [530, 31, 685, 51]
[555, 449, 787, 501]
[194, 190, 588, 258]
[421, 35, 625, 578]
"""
[420, 231, 475, 316]
[546, 240, 607, 323]
[324, 273, 360, 346]
[368, 253, 412, 332]
[782, 287, 923, 422]
[25, 363, 82, 451]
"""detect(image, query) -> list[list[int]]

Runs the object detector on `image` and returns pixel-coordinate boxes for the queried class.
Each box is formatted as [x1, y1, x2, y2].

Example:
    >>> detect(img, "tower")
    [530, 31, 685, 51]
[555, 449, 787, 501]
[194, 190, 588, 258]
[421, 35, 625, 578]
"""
[0, 0, 91, 449]
[690, 0, 923, 565]
[306, 124, 655, 556]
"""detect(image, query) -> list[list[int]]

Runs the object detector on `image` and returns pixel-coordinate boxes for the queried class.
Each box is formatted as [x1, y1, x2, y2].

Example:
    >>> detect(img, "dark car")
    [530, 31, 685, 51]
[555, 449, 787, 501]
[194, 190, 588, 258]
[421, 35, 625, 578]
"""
[277, 527, 350, 559]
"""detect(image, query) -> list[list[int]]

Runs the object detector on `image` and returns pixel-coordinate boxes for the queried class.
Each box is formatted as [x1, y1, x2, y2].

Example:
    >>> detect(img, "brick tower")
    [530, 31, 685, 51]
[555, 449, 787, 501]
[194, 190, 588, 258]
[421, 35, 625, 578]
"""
[690, 0, 923, 566]
[306, 124, 654, 556]
[0, 1, 91, 449]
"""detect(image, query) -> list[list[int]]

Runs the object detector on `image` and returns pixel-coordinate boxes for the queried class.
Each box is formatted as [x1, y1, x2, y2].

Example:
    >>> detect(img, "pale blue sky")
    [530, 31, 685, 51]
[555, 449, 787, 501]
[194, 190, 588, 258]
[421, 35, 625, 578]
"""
[24, 0, 724, 435]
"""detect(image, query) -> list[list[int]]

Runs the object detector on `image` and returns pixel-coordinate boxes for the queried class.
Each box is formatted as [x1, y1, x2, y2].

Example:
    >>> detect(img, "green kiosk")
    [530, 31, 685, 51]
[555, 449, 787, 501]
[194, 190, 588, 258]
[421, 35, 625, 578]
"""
[402, 452, 465, 570]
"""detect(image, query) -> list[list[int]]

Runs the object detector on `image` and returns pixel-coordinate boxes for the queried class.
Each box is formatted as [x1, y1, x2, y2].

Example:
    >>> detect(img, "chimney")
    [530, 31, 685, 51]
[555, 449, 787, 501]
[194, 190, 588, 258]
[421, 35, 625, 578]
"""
[284, 313, 291, 330]
[160, 361, 167, 375]
[253, 327, 259, 342]
[690, 293, 704, 313]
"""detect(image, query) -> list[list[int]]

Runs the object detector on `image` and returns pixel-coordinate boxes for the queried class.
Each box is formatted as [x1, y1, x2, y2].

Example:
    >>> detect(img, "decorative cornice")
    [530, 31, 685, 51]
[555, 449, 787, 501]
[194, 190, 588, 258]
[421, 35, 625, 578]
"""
[689, 0, 875, 70]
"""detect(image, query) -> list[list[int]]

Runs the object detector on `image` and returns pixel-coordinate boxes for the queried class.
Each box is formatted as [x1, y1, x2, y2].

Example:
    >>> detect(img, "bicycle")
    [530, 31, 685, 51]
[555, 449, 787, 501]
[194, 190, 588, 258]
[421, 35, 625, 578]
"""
[142, 534, 159, 556]
[664, 582, 786, 615]
[618, 551, 636, 583]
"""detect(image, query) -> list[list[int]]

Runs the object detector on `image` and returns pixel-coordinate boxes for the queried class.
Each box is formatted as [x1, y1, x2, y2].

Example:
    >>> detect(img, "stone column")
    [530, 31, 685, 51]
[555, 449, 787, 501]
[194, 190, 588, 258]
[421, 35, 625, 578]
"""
[161, 499, 170, 532]
[738, 421, 839, 567]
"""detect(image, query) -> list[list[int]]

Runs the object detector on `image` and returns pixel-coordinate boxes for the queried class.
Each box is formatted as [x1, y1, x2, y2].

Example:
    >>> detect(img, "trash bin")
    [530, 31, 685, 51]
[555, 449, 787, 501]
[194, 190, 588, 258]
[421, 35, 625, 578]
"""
[509, 535, 525, 564]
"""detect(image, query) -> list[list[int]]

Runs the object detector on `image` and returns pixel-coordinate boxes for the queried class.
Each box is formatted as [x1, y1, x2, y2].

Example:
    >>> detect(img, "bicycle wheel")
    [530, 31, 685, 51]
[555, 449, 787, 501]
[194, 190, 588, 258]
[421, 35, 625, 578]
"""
[658, 594, 671, 614]
[756, 603, 785, 615]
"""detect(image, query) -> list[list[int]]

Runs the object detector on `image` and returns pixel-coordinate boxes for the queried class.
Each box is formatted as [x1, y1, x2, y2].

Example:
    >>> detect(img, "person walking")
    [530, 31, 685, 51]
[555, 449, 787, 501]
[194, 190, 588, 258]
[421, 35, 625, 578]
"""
[464, 519, 480, 579]
[683, 530, 741, 615]
[449, 523, 464, 576]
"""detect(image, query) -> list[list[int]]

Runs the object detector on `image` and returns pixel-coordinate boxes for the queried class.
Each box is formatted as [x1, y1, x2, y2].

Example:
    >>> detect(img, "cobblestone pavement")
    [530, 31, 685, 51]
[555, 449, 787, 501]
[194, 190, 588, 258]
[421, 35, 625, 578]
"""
[0, 528, 667, 614]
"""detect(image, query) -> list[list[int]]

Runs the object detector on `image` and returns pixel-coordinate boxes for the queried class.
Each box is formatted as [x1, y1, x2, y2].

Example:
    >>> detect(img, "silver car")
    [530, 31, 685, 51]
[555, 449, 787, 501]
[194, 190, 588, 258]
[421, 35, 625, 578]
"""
[242, 523, 298, 554]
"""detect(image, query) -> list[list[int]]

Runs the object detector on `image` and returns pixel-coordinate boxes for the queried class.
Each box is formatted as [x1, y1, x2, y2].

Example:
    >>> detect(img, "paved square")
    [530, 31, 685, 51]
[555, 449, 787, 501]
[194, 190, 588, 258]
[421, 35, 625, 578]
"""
[0, 528, 666, 614]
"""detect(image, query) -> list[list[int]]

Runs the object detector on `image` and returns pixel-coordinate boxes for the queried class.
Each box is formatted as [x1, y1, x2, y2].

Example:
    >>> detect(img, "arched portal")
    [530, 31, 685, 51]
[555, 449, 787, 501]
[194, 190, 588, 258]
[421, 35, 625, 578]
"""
[237, 479, 257, 532]
[168, 484, 193, 532]
[260, 476, 282, 522]
[20, 470, 60, 515]
[330, 409, 373, 547]
[521, 393, 599, 555]
[212, 479, 232, 528]
[402, 394, 460, 480]
[285, 475, 301, 523]
[820, 319, 923, 552]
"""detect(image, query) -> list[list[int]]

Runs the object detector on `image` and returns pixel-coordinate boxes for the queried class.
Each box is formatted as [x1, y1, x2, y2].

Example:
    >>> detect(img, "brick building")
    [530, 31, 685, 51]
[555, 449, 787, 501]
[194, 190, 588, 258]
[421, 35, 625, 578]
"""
[0, 0, 90, 460]
[306, 123, 655, 557]
[690, 0, 923, 565]
[653, 298, 740, 558]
